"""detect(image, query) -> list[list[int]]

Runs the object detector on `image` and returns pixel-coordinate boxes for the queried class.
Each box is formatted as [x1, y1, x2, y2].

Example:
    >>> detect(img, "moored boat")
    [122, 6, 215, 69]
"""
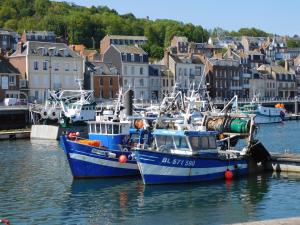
[60, 89, 153, 178]
[134, 128, 249, 185]
[60, 120, 140, 178]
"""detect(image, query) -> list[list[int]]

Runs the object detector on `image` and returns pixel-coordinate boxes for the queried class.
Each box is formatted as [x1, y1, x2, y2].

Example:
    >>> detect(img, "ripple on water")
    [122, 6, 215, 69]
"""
[1, 123, 300, 224]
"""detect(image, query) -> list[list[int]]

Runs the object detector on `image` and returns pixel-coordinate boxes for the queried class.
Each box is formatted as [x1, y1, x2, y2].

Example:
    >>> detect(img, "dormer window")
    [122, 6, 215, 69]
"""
[37, 47, 46, 56]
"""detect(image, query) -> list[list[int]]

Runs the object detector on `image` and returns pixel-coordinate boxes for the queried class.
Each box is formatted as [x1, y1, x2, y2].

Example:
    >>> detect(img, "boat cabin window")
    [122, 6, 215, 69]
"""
[173, 136, 189, 149]
[189, 136, 217, 150]
[113, 124, 120, 134]
[100, 124, 106, 133]
[156, 135, 174, 149]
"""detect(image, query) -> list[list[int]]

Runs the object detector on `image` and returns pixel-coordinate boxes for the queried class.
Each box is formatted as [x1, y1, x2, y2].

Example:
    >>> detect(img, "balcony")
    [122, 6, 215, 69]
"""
[243, 84, 250, 88]
[232, 76, 240, 80]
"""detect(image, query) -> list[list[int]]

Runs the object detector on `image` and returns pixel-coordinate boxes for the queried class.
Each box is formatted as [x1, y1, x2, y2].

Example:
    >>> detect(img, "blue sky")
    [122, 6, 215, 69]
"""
[57, 0, 299, 36]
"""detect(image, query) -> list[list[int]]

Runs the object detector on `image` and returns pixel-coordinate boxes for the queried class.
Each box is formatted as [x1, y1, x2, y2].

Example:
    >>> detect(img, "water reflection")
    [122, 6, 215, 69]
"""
[64, 174, 271, 225]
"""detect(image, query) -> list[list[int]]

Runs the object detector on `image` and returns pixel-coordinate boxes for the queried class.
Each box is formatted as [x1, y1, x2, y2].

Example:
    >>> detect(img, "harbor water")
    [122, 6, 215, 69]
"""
[1, 121, 300, 224]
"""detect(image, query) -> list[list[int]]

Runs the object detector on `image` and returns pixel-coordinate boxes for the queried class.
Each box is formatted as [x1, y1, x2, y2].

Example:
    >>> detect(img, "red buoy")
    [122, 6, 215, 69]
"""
[0, 219, 10, 225]
[225, 169, 233, 180]
[119, 155, 127, 164]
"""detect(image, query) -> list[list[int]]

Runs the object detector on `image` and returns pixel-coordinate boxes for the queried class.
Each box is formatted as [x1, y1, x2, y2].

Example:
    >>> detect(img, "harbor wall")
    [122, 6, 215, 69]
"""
[0, 107, 29, 130]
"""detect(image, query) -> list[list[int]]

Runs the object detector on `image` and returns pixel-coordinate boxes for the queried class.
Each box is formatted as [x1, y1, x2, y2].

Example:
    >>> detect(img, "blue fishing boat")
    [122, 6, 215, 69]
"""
[60, 88, 153, 178]
[134, 128, 249, 185]
[60, 119, 140, 178]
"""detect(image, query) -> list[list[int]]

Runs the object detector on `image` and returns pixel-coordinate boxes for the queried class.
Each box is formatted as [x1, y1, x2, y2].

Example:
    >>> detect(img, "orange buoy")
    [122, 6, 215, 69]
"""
[225, 169, 233, 180]
[134, 119, 144, 129]
[119, 155, 127, 164]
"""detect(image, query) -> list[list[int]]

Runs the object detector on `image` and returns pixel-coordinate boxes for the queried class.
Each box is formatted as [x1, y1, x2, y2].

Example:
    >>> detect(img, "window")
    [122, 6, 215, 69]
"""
[34, 61, 38, 70]
[43, 60, 48, 71]
[9, 76, 15, 85]
[109, 78, 113, 86]
[73, 63, 78, 71]
[124, 66, 127, 75]
[99, 78, 103, 86]
[140, 67, 143, 75]
[184, 68, 187, 76]
[124, 79, 127, 86]
[122, 54, 126, 61]
[65, 63, 70, 71]
[140, 79, 144, 87]
[54, 63, 59, 71]
[131, 66, 134, 75]
[174, 137, 189, 149]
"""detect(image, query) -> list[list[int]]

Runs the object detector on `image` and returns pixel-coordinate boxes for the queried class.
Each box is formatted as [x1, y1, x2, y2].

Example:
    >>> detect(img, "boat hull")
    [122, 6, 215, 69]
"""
[60, 136, 139, 178]
[134, 150, 248, 184]
[254, 115, 282, 124]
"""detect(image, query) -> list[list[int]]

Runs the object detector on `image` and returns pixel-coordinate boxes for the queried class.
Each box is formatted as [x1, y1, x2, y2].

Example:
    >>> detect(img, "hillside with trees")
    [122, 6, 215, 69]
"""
[0, 0, 269, 59]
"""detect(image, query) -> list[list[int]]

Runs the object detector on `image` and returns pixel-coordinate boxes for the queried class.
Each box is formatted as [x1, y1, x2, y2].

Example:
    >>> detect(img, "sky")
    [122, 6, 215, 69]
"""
[56, 0, 299, 36]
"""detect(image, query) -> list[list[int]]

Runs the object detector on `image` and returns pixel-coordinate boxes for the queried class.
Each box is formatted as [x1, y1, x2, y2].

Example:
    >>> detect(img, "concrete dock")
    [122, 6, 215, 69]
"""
[0, 129, 31, 140]
[267, 153, 300, 172]
[231, 217, 300, 225]
[283, 114, 300, 121]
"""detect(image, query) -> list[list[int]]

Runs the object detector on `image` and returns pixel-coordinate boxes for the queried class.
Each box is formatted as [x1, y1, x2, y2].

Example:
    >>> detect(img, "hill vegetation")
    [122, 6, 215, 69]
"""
[0, 0, 270, 59]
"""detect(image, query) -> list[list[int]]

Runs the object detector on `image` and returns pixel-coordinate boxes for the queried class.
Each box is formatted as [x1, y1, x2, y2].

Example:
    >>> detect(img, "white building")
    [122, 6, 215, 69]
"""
[9, 41, 84, 102]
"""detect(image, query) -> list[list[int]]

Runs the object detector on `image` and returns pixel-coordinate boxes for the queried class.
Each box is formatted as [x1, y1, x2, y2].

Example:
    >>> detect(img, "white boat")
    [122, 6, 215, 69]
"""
[30, 80, 96, 126]
[229, 95, 286, 124]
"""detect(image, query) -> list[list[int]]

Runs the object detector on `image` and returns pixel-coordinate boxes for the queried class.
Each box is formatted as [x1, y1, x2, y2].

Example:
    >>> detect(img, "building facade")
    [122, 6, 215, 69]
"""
[100, 35, 148, 56]
[0, 57, 21, 102]
[9, 41, 84, 102]
[103, 44, 150, 100]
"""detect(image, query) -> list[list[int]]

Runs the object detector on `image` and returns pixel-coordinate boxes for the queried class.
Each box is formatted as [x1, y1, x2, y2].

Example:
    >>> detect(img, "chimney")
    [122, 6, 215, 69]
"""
[16, 42, 23, 54]
[285, 59, 289, 71]
[164, 49, 170, 68]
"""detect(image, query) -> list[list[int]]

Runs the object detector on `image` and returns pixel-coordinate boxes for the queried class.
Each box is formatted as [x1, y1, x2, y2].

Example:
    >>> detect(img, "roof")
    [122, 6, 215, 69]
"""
[25, 31, 56, 36]
[107, 35, 148, 41]
[173, 36, 188, 42]
[11, 41, 80, 58]
[0, 58, 20, 74]
[208, 58, 240, 67]
[153, 129, 217, 137]
[113, 44, 147, 55]
[245, 50, 264, 56]
[257, 64, 293, 75]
